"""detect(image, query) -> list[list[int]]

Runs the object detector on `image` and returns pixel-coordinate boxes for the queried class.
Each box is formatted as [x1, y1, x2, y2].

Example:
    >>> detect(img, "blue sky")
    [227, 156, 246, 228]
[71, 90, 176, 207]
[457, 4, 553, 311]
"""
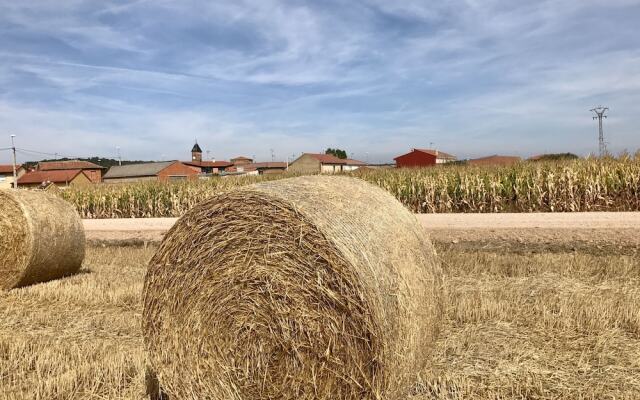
[0, 0, 639, 163]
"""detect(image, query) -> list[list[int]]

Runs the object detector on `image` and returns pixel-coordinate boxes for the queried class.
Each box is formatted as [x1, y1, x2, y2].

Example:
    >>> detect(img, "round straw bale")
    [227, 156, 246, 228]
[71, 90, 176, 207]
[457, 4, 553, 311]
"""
[0, 189, 85, 290]
[143, 175, 443, 400]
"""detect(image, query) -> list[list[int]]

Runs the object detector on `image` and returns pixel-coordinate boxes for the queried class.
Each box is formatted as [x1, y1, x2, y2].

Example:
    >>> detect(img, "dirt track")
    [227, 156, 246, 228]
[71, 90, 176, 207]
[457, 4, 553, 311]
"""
[83, 212, 640, 254]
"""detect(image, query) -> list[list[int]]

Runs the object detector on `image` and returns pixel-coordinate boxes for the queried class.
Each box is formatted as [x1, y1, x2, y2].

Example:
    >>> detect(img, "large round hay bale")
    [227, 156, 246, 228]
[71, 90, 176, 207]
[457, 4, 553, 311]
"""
[0, 189, 85, 290]
[143, 176, 443, 400]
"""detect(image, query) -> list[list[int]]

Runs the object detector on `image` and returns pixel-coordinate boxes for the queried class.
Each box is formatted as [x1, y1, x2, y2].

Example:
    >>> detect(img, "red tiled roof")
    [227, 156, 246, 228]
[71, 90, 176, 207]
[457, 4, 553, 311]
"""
[344, 158, 366, 166]
[413, 149, 457, 160]
[183, 160, 233, 168]
[248, 162, 288, 169]
[394, 149, 457, 161]
[38, 160, 105, 170]
[0, 164, 22, 174]
[305, 153, 347, 164]
[231, 156, 253, 161]
[18, 169, 86, 185]
[468, 155, 521, 166]
[226, 166, 258, 172]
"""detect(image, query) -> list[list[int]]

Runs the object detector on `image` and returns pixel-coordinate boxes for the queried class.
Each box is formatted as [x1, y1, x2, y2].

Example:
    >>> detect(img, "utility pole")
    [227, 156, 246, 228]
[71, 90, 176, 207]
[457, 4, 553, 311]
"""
[10, 134, 17, 189]
[116, 146, 122, 166]
[270, 148, 275, 162]
[590, 106, 609, 157]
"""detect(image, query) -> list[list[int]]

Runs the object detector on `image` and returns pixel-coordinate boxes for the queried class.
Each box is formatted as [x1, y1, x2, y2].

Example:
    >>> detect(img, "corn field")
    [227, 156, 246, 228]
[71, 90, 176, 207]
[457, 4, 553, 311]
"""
[61, 157, 640, 218]
[62, 175, 285, 218]
[356, 156, 640, 213]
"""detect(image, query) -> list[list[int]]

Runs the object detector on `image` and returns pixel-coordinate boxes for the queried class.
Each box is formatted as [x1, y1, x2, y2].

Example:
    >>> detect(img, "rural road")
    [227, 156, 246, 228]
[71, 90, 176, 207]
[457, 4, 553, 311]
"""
[83, 212, 640, 254]
[83, 212, 640, 232]
[83, 213, 640, 255]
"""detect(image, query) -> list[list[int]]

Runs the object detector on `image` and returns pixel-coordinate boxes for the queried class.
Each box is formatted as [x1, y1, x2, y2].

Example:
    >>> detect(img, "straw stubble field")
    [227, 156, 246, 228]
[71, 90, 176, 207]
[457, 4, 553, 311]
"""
[1, 243, 638, 399]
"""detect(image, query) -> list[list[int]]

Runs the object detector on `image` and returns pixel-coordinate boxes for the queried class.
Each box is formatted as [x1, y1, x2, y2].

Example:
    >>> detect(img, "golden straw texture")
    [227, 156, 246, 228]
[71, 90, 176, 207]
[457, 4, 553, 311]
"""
[143, 175, 443, 400]
[0, 189, 85, 289]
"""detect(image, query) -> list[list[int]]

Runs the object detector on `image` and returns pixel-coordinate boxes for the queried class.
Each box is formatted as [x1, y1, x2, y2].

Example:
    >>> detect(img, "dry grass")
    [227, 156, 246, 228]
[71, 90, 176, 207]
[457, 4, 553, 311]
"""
[0, 246, 153, 400]
[1, 245, 638, 399]
[419, 251, 640, 399]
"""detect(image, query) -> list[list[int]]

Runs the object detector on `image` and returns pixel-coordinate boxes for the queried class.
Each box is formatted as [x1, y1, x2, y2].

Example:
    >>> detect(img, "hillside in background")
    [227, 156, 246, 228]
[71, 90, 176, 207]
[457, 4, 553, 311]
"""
[23, 157, 154, 170]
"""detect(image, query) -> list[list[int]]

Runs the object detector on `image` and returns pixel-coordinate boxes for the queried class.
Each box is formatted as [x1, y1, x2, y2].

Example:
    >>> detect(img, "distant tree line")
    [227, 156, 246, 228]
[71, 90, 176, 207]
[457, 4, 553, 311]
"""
[325, 148, 348, 159]
[23, 157, 153, 170]
[531, 153, 579, 161]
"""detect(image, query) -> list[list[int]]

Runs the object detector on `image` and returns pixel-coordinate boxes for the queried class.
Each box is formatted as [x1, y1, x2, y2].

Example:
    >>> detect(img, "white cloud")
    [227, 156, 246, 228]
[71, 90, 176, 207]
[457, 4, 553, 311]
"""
[0, 0, 639, 163]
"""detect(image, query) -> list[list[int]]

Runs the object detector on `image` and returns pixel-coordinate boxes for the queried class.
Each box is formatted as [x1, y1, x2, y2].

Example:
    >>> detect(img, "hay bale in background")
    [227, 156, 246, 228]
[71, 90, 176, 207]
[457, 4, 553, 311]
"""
[143, 176, 443, 400]
[0, 189, 85, 290]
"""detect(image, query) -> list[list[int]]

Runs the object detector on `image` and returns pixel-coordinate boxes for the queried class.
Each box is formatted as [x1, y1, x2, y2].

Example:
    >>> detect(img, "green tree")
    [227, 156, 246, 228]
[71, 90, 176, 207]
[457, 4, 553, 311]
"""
[531, 153, 580, 161]
[325, 148, 348, 159]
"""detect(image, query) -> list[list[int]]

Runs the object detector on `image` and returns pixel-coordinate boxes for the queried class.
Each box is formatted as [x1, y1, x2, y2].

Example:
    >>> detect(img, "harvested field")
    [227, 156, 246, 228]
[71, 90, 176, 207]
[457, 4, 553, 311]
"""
[1, 243, 638, 399]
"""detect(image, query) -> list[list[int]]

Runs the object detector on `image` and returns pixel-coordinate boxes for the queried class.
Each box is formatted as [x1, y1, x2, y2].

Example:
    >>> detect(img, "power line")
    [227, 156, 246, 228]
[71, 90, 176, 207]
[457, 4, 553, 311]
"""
[16, 148, 86, 161]
[16, 148, 77, 158]
[15, 147, 121, 162]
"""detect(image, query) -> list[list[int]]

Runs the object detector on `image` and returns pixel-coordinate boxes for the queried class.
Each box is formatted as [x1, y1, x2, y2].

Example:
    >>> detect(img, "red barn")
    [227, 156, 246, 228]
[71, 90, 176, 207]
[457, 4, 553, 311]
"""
[394, 149, 456, 168]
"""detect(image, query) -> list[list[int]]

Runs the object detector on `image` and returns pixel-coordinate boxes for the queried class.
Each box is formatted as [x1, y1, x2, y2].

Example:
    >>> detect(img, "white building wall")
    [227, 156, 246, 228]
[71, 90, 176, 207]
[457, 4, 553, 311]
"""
[320, 164, 343, 174]
[0, 171, 24, 189]
[0, 175, 13, 189]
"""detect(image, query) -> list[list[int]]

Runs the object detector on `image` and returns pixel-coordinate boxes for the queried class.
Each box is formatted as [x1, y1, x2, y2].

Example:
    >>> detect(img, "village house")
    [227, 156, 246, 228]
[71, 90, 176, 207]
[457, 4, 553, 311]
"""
[182, 144, 288, 177]
[288, 153, 366, 174]
[103, 161, 199, 183]
[183, 143, 233, 175]
[394, 148, 457, 168]
[342, 159, 367, 172]
[37, 160, 106, 183]
[0, 164, 26, 189]
[224, 162, 289, 176]
[246, 162, 288, 175]
[17, 169, 92, 188]
[222, 165, 260, 177]
[230, 156, 253, 166]
[468, 155, 521, 166]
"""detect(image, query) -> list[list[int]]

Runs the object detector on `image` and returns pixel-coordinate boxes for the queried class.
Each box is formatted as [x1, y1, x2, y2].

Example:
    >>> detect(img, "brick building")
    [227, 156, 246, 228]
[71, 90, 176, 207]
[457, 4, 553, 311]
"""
[288, 153, 346, 174]
[183, 142, 233, 174]
[0, 164, 26, 189]
[18, 169, 92, 188]
[37, 160, 106, 183]
[103, 161, 199, 183]
[230, 156, 253, 166]
[394, 149, 456, 168]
